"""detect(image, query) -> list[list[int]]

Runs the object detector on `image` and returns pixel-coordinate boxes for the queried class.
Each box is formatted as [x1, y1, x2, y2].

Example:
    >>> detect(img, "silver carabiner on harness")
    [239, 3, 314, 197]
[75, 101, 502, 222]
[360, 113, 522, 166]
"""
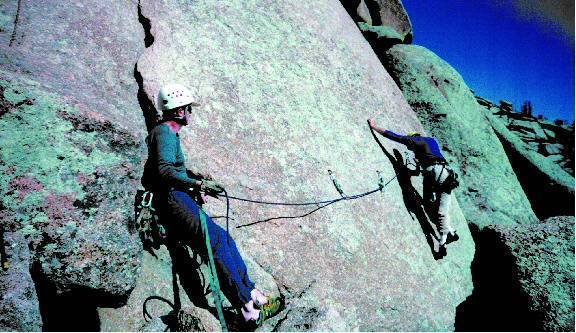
[141, 191, 154, 208]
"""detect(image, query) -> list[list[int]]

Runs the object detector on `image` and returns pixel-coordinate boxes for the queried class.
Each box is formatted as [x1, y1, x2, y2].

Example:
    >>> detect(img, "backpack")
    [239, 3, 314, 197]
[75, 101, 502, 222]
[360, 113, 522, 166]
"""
[135, 190, 167, 256]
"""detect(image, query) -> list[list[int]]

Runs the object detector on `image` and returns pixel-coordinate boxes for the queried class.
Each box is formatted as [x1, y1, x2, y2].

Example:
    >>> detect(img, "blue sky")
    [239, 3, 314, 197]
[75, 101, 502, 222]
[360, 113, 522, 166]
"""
[402, 0, 574, 123]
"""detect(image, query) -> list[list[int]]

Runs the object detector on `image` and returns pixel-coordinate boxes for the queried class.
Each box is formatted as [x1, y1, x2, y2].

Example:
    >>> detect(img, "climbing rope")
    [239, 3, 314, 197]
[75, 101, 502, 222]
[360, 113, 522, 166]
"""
[143, 295, 175, 323]
[226, 175, 398, 228]
[213, 122, 400, 228]
[199, 209, 229, 332]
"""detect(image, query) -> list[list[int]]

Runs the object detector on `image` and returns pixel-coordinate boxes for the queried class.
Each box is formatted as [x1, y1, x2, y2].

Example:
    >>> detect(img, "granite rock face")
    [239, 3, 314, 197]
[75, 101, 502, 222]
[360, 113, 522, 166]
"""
[135, 0, 474, 330]
[0, 73, 143, 331]
[383, 44, 539, 228]
[476, 98, 575, 218]
[456, 216, 575, 332]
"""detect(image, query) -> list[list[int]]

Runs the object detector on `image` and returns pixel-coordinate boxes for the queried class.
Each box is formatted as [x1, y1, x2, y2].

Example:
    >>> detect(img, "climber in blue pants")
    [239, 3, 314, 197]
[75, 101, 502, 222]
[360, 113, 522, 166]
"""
[162, 189, 255, 308]
[141, 83, 282, 325]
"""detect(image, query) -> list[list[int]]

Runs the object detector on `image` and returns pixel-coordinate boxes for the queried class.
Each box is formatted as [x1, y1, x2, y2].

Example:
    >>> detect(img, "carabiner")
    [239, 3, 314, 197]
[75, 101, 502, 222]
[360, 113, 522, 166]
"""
[141, 191, 154, 208]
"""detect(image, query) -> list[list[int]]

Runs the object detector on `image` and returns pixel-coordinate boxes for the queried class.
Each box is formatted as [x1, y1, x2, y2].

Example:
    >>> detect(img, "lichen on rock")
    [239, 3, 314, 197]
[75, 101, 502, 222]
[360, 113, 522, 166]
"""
[0, 73, 142, 309]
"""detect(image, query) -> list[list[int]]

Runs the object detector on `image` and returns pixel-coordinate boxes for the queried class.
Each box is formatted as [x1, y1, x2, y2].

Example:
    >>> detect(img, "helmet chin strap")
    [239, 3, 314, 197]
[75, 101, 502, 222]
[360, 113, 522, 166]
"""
[174, 116, 188, 126]
[163, 109, 188, 125]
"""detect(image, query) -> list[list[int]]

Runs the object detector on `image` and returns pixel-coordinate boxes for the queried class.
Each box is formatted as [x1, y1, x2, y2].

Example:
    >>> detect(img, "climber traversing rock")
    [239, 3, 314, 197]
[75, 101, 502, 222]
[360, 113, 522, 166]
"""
[368, 119, 460, 256]
[140, 83, 283, 329]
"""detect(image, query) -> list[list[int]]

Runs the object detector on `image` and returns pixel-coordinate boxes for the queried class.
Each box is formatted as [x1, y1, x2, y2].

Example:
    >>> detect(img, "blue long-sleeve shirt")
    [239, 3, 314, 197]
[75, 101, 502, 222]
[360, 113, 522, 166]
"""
[141, 123, 200, 192]
[383, 130, 446, 167]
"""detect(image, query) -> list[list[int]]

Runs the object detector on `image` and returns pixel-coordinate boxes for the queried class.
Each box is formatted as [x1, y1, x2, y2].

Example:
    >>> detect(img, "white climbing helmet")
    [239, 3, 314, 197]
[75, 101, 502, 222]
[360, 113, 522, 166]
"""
[157, 84, 200, 111]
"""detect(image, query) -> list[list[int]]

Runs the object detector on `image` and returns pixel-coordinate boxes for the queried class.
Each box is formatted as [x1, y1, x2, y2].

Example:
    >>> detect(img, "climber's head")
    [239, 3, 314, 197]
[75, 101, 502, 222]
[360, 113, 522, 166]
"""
[157, 84, 200, 125]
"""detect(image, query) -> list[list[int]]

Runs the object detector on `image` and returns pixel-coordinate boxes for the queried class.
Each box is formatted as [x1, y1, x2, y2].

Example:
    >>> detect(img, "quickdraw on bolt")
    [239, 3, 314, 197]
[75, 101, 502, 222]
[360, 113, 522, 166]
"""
[328, 169, 346, 198]
[377, 170, 386, 191]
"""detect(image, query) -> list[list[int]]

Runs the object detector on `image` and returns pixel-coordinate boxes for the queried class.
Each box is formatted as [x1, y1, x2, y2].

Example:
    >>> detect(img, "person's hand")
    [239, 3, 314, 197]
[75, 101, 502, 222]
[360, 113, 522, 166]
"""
[368, 119, 376, 128]
[187, 169, 214, 181]
[202, 173, 214, 181]
[201, 193, 210, 203]
[201, 180, 225, 195]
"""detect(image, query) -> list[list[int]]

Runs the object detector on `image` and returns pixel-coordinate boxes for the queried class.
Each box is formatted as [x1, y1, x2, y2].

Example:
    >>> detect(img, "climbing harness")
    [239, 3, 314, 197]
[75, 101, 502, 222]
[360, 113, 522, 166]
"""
[440, 165, 460, 192]
[425, 162, 459, 193]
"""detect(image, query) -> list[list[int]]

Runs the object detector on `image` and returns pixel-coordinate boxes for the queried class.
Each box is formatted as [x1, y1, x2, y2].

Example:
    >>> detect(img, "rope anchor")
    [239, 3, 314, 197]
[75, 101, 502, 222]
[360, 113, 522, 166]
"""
[377, 171, 386, 191]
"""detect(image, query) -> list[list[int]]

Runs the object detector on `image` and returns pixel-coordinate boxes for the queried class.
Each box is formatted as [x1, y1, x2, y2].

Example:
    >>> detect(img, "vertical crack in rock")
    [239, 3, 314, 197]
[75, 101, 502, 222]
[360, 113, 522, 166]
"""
[9, 0, 22, 46]
[134, 1, 157, 133]
[137, 0, 154, 47]
[134, 64, 157, 133]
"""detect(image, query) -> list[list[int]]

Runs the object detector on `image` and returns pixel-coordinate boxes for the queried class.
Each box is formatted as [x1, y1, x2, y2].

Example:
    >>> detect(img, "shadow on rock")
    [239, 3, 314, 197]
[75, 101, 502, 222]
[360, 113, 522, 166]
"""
[454, 225, 536, 331]
[168, 244, 210, 310]
[143, 242, 245, 331]
[31, 261, 130, 332]
[380, 147, 442, 260]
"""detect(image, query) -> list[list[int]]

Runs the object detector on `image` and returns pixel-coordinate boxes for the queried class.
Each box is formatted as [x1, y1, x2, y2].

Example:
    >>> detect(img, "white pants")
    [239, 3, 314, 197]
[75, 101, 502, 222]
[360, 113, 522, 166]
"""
[424, 164, 454, 236]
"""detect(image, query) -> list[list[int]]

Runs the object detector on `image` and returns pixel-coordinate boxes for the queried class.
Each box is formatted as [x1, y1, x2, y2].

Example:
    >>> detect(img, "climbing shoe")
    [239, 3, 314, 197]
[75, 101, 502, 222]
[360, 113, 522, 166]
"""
[446, 231, 459, 245]
[437, 244, 447, 258]
[255, 296, 284, 326]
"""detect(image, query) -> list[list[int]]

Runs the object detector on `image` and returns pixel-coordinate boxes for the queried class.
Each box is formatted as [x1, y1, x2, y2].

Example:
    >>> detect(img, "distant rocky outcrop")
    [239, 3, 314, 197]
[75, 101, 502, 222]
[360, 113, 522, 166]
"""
[339, 0, 413, 47]
[456, 216, 575, 332]
[382, 44, 539, 228]
[477, 96, 574, 176]
[475, 97, 575, 218]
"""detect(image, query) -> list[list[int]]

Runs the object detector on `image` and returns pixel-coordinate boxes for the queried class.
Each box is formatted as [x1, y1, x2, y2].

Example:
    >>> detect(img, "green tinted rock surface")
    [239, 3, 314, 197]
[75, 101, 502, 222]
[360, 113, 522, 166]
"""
[488, 216, 574, 331]
[0, 74, 142, 298]
[345, 0, 413, 43]
[384, 44, 539, 228]
[0, 0, 146, 323]
[358, 22, 403, 42]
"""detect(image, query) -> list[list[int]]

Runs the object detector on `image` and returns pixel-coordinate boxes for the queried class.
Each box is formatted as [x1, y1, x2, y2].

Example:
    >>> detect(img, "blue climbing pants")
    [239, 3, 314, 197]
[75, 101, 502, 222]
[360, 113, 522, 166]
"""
[161, 190, 255, 308]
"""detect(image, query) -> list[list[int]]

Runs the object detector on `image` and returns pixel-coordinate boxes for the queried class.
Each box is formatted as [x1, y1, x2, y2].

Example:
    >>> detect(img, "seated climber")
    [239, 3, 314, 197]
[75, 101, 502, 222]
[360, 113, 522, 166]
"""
[368, 119, 459, 255]
[141, 83, 282, 326]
